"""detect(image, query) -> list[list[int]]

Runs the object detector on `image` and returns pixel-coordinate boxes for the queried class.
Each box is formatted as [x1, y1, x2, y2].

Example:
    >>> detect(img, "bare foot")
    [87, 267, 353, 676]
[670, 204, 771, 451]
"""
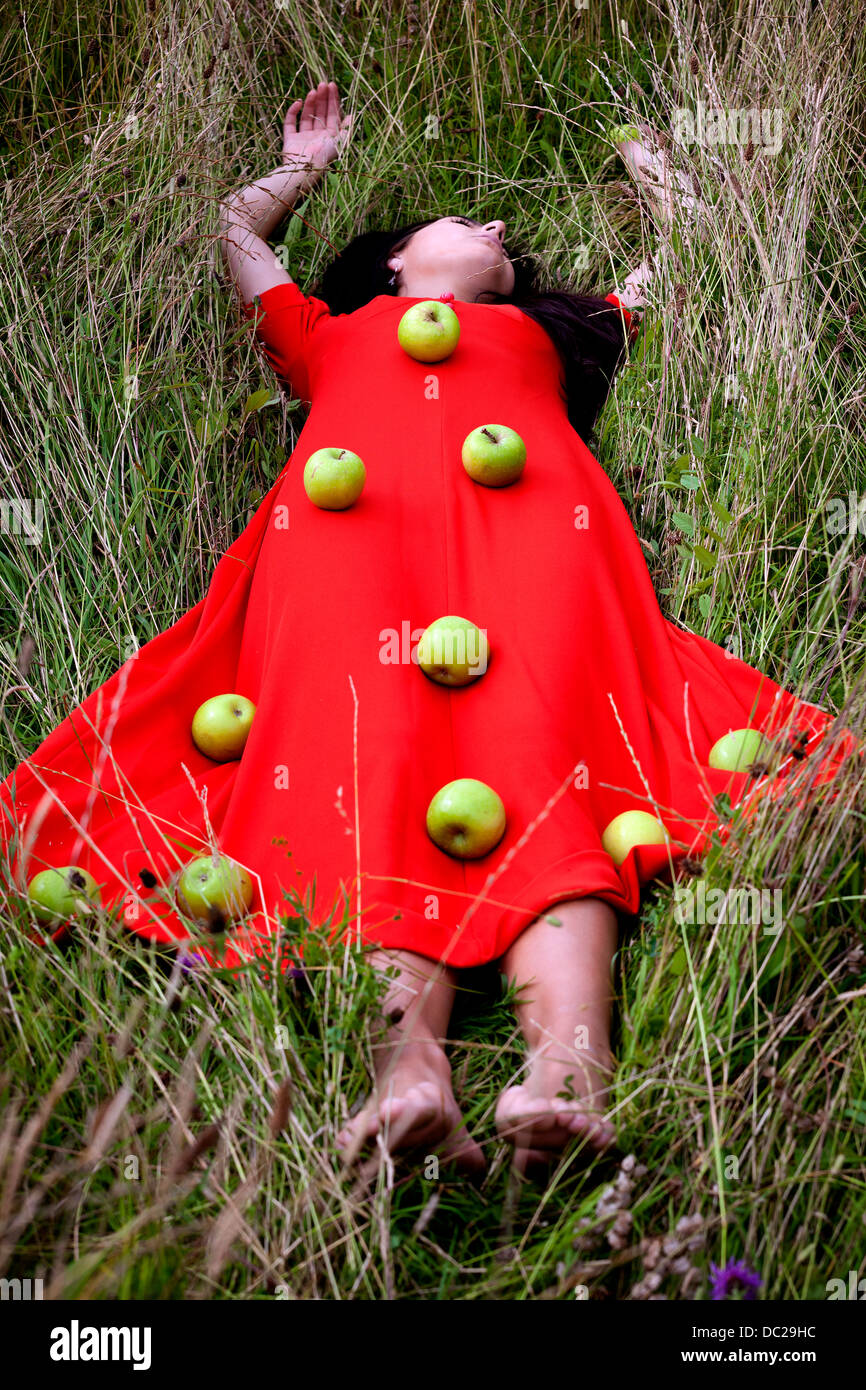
[335, 946, 486, 1177]
[497, 896, 620, 1177]
[337, 1062, 486, 1177]
[495, 1083, 615, 1175]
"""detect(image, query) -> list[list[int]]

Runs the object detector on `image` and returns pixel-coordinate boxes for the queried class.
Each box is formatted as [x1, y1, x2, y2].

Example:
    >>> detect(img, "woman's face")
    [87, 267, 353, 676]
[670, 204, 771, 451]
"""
[388, 216, 516, 301]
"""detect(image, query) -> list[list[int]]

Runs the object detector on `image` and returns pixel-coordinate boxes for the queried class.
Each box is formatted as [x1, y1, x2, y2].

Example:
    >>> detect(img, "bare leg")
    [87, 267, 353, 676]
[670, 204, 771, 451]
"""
[496, 897, 618, 1172]
[336, 947, 485, 1174]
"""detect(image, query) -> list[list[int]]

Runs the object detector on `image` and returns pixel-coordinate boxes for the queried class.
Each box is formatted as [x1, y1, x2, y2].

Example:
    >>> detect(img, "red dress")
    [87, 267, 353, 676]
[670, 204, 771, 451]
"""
[1, 283, 857, 967]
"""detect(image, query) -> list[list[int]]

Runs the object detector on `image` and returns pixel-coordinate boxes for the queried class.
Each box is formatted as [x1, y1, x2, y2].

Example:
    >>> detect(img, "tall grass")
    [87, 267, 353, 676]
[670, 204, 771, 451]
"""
[0, 0, 864, 1299]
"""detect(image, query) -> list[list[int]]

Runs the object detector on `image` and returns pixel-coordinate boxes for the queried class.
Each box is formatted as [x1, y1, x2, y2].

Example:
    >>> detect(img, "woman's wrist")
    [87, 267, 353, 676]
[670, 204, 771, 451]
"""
[277, 159, 324, 191]
[222, 163, 317, 240]
[614, 257, 653, 311]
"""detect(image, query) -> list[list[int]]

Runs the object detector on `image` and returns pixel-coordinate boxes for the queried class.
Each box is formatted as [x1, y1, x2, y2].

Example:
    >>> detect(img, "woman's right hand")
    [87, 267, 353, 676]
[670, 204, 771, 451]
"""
[282, 81, 353, 182]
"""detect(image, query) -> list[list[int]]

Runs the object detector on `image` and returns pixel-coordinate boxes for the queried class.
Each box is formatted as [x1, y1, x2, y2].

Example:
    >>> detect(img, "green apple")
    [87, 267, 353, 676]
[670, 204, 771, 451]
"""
[303, 447, 366, 510]
[609, 122, 641, 146]
[708, 727, 772, 774]
[461, 424, 526, 487]
[602, 810, 670, 867]
[176, 854, 254, 925]
[426, 778, 506, 859]
[27, 866, 101, 925]
[416, 615, 490, 686]
[191, 693, 256, 762]
[397, 300, 461, 363]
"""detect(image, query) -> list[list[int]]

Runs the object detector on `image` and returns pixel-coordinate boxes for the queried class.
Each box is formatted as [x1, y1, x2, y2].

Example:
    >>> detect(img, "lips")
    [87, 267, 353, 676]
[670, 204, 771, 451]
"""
[478, 233, 502, 251]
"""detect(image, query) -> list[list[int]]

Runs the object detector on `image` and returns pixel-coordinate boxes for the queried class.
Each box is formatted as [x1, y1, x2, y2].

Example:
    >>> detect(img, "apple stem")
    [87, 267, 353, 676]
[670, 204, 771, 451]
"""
[481, 427, 497, 443]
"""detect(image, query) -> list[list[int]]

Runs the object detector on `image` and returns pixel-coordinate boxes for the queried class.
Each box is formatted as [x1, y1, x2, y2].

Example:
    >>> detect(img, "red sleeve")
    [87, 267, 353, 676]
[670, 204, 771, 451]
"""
[604, 292, 632, 326]
[241, 281, 332, 404]
[604, 292, 640, 345]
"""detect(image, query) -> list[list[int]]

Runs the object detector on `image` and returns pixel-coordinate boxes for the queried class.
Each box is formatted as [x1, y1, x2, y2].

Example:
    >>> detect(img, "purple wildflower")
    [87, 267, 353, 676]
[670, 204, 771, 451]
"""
[286, 962, 311, 995]
[710, 1259, 762, 1300]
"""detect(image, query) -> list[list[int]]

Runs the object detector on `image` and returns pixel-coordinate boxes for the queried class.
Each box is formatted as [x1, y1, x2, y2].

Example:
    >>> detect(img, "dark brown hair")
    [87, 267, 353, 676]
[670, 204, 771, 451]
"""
[311, 219, 632, 442]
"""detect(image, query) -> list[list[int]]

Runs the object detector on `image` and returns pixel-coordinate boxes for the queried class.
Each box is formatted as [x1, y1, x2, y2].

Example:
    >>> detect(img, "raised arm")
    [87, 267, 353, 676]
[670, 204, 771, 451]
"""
[610, 122, 704, 312]
[218, 80, 352, 307]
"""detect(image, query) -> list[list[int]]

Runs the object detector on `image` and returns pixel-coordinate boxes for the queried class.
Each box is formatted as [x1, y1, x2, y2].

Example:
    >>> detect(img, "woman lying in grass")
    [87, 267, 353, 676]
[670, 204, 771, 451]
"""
[6, 81, 853, 1178]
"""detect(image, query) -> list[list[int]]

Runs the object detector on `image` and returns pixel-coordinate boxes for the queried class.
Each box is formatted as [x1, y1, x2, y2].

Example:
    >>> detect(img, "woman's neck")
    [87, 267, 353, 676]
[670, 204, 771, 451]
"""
[396, 276, 498, 305]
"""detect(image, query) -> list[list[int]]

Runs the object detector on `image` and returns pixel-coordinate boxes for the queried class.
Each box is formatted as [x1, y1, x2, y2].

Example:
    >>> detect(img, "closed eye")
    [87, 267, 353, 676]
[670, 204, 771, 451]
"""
[449, 216, 477, 227]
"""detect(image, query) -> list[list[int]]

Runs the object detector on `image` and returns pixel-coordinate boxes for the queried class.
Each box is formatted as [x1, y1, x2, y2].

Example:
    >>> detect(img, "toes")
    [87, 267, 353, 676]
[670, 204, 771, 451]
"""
[593, 1120, 617, 1152]
[343, 1081, 550, 1175]
[496, 1087, 549, 1135]
[496, 1089, 573, 1146]
[337, 1082, 463, 1161]
[511, 1122, 614, 1179]
[336, 1096, 408, 1152]
[496, 1085, 616, 1158]
[564, 1109, 598, 1134]
[386, 1086, 443, 1147]
[562, 1112, 617, 1154]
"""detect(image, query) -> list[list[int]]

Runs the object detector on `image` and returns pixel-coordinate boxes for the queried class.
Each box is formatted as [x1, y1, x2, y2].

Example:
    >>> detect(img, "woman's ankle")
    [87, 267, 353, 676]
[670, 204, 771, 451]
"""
[525, 1042, 614, 1105]
[371, 1030, 453, 1087]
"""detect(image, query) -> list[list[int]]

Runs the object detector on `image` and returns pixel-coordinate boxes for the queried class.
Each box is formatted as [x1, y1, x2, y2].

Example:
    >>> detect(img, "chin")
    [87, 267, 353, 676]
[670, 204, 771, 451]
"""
[477, 277, 513, 302]
[471, 266, 510, 296]
[486, 267, 515, 298]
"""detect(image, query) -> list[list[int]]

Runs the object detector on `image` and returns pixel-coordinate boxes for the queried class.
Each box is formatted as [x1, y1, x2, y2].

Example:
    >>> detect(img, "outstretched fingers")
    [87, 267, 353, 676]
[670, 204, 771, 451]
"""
[285, 81, 350, 148]
[326, 79, 340, 131]
[283, 99, 303, 138]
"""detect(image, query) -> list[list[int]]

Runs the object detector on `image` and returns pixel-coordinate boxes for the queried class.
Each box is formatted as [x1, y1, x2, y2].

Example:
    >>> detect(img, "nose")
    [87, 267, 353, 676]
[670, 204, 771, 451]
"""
[483, 220, 505, 244]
